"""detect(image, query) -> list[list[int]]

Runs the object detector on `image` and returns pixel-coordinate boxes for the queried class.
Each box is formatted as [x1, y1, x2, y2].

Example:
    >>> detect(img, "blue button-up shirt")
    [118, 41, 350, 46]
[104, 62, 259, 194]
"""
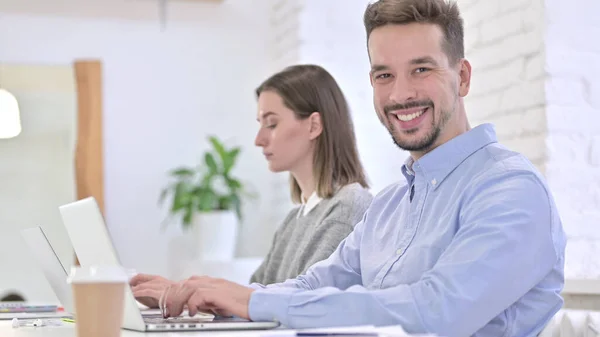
[249, 124, 566, 337]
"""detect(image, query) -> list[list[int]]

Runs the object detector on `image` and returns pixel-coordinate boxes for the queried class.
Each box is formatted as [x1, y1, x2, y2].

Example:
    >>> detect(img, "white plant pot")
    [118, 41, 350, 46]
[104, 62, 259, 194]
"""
[191, 211, 238, 261]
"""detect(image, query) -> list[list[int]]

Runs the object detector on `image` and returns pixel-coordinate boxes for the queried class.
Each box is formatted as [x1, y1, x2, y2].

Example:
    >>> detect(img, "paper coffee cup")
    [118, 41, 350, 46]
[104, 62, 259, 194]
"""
[67, 266, 128, 337]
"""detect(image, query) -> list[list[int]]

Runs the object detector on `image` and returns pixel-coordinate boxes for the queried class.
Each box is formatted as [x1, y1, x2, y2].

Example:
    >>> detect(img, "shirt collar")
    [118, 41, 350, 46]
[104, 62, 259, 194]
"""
[402, 123, 498, 190]
[401, 156, 416, 184]
[297, 191, 323, 218]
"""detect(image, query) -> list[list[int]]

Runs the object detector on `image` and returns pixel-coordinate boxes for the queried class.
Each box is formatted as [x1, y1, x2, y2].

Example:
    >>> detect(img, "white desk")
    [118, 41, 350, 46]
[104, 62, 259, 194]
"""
[0, 321, 286, 337]
[0, 321, 418, 337]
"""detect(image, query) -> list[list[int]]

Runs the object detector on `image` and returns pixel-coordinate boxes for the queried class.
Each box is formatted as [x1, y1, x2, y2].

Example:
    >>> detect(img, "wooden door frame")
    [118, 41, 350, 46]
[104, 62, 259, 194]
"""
[73, 59, 104, 264]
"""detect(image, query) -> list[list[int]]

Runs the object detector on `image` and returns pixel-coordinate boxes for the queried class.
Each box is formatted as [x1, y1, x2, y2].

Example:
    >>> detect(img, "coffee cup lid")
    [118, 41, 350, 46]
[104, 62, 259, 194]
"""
[67, 265, 128, 284]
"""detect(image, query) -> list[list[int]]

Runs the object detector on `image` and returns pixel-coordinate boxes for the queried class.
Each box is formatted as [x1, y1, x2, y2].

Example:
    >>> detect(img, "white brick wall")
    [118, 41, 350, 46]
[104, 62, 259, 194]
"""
[460, 0, 600, 278]
[269, 0, 303, 72]
[264, 0, 304, 232]
[460, 0, 547, 170]
[269, 0, 600, 279]
[544, 0, 600, 279]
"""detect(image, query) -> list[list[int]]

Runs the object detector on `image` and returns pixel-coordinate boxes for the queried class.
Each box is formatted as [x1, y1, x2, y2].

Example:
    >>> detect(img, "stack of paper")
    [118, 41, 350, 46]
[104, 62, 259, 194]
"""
[261, 325, 437, 337]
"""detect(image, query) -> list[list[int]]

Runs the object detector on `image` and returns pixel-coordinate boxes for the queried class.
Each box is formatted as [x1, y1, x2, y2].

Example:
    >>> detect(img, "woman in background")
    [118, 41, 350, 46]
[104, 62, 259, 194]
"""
[131, 64, 372, 305]
[248, 64, 372, 284]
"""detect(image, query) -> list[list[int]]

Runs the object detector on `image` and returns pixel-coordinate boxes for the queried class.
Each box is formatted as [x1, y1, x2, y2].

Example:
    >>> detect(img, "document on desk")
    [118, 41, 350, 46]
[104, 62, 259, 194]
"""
[0, 311, 72, 320]
[260, 325, 437, 337]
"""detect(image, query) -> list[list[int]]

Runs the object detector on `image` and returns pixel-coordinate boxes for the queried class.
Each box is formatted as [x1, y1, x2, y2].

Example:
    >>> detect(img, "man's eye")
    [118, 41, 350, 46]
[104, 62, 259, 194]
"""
[415, 67, 430, 73]
[266, 124, 276, 129]
[375, 73, 392, 79]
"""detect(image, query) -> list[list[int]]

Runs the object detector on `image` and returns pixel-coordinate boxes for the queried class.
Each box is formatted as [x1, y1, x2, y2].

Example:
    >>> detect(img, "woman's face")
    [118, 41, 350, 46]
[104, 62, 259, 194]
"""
[254, 90, 316, 173]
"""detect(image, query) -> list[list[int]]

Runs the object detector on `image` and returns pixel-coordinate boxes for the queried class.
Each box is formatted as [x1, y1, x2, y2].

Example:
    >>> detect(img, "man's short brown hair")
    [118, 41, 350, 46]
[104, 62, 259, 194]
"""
[364, 0, 465, 64]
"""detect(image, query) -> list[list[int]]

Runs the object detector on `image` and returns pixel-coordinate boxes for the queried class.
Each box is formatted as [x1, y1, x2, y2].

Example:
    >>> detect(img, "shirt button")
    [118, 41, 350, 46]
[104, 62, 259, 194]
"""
[431, 179, 437, 185]
[396, 249, 403, 255]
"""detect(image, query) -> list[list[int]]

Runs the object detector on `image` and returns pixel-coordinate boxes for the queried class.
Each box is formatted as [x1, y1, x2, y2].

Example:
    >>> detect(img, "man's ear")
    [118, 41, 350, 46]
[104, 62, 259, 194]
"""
[308, 112, 323, 140]
[458, 58, 472, 97]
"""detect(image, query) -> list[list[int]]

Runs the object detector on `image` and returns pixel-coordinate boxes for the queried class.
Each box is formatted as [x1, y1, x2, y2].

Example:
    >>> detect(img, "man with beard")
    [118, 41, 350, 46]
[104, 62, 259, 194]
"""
[132, 0, 566, 336]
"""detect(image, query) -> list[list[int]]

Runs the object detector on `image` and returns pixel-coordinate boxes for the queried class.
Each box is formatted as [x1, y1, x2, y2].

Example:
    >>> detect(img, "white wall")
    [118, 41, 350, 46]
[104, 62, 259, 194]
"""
[0, 0, 278, 297]
[458, 0, 600, 278]
[543, 0, 600, 278]
[0, 64, 77, 302]
[257, 0, 302, 237]
[459, 0, 547, 170]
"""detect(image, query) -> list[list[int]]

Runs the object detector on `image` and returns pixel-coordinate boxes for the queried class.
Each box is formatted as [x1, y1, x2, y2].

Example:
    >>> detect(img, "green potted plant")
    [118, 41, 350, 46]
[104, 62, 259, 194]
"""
[159, 135, 245, 260]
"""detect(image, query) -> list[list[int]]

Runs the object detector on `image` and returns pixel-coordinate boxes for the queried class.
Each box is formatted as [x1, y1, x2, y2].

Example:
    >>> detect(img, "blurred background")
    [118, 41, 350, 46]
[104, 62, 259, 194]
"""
[0, 0, 598, 308]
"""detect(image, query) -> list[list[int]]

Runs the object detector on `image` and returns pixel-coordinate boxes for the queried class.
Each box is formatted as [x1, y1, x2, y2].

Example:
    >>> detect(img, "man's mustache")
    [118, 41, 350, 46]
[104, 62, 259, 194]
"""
[384, 100, 434, 114]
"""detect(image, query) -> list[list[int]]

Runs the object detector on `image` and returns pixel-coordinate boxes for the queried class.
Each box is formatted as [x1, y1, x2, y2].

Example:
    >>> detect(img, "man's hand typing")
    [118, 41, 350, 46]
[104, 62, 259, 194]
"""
[161, 276, 255, 319]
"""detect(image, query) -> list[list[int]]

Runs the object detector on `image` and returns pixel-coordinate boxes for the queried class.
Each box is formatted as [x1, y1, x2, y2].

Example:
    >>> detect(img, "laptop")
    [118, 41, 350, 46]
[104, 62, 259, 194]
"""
[58, 197, 279, 332]
[20, 226, 177, 319]
[4, 227, 75, 320]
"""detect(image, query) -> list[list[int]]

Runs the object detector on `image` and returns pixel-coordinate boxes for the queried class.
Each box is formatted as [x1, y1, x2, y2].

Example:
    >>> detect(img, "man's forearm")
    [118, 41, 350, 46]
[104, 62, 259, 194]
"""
[248, 275, 314, 291]
[247, 285, 422, 331]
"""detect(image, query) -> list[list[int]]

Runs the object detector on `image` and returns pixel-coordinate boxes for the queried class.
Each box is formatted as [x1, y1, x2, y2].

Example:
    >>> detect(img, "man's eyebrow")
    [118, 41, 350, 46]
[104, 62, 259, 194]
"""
[370, 64, 389, 74]
[370, 57, 439, 74]
[410, 56, 439, 66]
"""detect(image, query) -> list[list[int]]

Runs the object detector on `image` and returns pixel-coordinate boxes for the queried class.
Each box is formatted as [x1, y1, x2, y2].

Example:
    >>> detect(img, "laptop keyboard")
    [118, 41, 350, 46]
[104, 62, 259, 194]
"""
[144, 316, 215, 324]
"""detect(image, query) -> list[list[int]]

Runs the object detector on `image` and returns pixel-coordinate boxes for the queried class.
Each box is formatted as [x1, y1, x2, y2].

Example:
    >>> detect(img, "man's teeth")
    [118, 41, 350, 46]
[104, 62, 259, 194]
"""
[396, 109, 426, 122]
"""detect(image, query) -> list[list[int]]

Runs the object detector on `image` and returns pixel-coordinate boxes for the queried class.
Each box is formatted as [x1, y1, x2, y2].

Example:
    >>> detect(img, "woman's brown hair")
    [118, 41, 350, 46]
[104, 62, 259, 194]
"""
[256, 65, 369, 203]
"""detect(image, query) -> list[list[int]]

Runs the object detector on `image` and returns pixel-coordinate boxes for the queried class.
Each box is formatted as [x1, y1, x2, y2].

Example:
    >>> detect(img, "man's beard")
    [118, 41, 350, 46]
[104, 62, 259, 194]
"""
[390, 121, 441, 152]
[383, 99, 451, 153]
